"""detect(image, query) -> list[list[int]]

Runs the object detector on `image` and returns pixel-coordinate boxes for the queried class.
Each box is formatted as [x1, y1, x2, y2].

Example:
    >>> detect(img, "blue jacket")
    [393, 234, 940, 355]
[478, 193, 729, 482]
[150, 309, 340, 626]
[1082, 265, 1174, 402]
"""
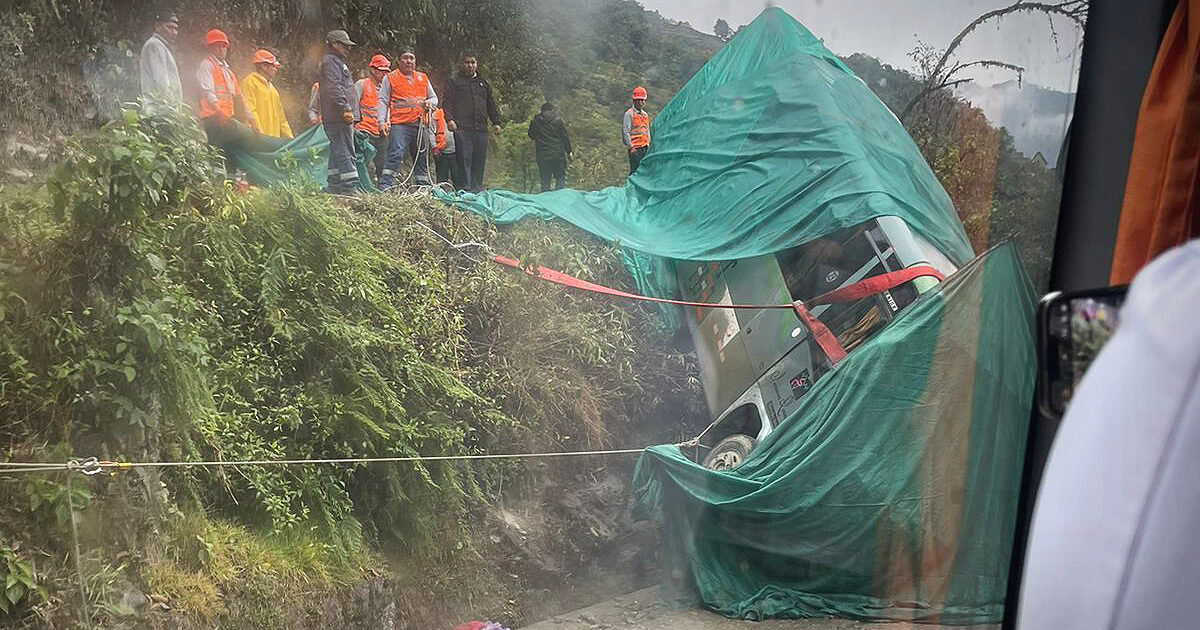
[318, 51, 358, 123]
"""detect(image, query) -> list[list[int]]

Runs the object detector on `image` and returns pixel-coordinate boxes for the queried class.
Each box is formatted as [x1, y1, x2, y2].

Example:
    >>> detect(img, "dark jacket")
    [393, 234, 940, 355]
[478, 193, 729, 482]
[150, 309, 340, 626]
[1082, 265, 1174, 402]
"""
[528, 110, 571, 161]
[441, 73, 500, 132]
[318, 51, 359, 123]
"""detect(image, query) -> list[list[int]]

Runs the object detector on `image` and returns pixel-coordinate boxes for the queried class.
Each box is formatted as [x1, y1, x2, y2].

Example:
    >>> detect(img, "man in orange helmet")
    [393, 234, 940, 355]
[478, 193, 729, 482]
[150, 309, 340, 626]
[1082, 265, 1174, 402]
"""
[196, 29, 256, 162]
[241, 49, 292, 139]
[355, 54, 392, 184]
[622, 86, 651, 174]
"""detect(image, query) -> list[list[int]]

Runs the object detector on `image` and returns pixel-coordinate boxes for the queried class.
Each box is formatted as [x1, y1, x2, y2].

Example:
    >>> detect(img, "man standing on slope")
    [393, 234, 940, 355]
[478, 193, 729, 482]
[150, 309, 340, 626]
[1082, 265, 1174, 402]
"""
[196, 29, 257, 160]
[356, 54, 392, 184]
[528, 102, 572, 191]
[377, 48, 437, 190]
[441, 53, 501, 192]
[319, 29, 360, 194]
[139, 11, 181, 110]
[623, 86, 651, 174]
[241, 49, 293, 139]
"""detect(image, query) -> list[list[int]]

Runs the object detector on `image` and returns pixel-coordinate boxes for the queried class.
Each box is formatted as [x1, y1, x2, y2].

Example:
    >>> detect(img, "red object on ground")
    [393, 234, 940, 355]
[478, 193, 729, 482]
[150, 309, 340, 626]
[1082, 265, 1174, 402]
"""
[490, 256, 944, 365]
[451, 622, 486, 630]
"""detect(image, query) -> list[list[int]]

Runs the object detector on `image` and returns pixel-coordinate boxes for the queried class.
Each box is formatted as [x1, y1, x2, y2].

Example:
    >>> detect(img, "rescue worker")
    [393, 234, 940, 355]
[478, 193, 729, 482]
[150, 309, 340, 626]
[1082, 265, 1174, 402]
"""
[355, 54, 391, 183]
[623, 86, 651, 174]
[527, 102, 572, 191]
[377, 47, 438, 190]
[441, 53, 501, 192]
[318, 29, 359, 194]
[139, 11, 181, 109]
[432, 107, 462, 188]
[241, 49, 293, 139]
[196, 29, 257, 159]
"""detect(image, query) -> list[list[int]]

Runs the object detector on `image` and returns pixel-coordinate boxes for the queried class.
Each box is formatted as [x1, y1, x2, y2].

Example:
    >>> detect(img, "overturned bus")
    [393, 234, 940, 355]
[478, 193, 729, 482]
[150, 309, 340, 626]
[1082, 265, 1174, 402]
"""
[679, 216, 958, 470]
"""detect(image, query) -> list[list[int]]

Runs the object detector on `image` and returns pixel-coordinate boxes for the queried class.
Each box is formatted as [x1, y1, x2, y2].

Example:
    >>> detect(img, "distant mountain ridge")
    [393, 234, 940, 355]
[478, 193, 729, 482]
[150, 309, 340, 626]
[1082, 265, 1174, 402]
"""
[957, 80, 1075, 163]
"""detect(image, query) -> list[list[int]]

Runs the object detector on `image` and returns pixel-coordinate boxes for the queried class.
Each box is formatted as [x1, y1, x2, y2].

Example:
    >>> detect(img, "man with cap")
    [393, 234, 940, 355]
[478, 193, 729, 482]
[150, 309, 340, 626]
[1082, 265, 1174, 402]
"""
[197, 29, 257, 160]
[319, 29, 360, 194]
[241, 49, 293, 139]
[355, 54, 392, 184]
[140, 11, 181, 109]
[377, 47, 438, 190]
[622, 86, 651, 174]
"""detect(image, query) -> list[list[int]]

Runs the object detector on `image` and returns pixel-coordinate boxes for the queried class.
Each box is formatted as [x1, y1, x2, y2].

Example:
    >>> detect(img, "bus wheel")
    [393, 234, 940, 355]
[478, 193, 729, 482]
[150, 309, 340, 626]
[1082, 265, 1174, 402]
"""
[701, 434, 756, 471]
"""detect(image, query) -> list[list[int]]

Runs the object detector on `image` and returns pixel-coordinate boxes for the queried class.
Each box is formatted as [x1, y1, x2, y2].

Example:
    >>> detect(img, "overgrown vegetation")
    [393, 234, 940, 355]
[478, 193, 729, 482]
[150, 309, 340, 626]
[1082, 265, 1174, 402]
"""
[0, 108, 702, 627]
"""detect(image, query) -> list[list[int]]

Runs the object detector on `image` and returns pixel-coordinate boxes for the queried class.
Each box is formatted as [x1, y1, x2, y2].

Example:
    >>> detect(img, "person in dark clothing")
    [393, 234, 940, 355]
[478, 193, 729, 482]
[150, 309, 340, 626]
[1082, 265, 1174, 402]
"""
[319, 29, 359, 194]
[527, 102, 572, 191]
[440, 53, 502, 192]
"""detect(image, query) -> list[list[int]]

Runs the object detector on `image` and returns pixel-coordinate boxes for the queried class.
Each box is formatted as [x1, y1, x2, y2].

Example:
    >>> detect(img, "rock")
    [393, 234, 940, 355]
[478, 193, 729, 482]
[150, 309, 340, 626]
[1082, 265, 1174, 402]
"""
[119, 584, 148, 611]
[4, 167, 33, 181]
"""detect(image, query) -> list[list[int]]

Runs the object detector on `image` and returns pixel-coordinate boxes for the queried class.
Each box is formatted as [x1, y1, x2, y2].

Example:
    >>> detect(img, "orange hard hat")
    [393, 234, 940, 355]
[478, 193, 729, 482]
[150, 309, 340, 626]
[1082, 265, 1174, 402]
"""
[205, 29, 229, 46]
[252, 49, 280, 67]
[369, 54, 391, 71]
[632, 86, 647, 100]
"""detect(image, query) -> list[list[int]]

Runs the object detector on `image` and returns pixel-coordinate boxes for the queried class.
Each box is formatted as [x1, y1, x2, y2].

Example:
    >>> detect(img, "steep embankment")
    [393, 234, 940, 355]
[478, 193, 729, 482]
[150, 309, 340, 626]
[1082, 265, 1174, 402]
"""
[0, 110, 705, 628]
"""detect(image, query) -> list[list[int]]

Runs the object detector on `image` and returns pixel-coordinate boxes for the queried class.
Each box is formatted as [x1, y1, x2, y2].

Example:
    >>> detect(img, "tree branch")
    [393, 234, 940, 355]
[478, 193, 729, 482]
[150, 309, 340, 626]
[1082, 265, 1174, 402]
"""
[900, 1, 1085, 119]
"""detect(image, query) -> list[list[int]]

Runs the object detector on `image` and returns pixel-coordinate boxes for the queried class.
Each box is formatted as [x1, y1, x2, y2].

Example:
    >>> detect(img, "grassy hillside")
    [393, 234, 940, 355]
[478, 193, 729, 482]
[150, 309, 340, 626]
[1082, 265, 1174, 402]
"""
[0, 108, 704, 628]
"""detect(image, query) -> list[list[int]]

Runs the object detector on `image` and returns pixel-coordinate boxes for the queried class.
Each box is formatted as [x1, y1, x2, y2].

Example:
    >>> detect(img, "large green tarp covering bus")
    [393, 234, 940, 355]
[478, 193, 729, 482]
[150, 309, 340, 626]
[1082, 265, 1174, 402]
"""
[632, 244, 1034, 624]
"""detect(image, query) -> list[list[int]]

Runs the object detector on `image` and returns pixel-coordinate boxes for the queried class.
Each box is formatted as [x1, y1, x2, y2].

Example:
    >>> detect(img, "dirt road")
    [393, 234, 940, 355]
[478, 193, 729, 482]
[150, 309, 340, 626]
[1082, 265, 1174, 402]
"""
[521, 587, 984, 630]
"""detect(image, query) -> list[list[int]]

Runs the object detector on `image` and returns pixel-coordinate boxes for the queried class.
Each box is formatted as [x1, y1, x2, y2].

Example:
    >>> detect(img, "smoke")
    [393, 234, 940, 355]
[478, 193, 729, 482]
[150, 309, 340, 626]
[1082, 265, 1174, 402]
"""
[80, 41, 142, 123]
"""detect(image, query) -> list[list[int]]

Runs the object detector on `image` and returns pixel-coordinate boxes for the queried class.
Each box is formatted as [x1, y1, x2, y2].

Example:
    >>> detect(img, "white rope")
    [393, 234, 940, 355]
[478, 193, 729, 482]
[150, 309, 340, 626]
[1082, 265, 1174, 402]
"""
[0, 446, 658, 477]
[384, 110, 435, 190]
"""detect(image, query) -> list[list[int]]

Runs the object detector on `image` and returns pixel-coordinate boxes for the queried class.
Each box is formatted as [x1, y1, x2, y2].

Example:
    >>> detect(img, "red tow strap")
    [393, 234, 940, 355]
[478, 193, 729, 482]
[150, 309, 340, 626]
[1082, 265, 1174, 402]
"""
[491, 256, 944, 364]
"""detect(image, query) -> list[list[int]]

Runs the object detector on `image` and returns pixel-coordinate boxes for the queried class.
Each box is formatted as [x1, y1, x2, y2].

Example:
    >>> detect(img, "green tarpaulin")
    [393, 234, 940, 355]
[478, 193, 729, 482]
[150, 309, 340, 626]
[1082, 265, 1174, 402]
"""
[632, 244, 1034, 624]
[436, 7, 974, 302]
[429, 7, 1034, 624]
[230, 125, 377, 191]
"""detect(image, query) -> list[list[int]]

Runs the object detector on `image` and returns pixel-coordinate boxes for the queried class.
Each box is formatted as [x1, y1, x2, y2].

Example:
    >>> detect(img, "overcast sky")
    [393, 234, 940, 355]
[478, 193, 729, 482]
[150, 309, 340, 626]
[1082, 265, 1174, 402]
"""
[639, 0, 1085, 92]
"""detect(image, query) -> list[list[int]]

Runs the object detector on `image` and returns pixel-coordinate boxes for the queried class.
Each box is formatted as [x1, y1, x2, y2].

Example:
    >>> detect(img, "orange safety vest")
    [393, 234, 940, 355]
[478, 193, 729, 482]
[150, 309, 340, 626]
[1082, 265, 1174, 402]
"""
[432, 108, 447, 151]
[199, 55, 238, 119]
[386, 69, 431, 125]
[356, 78, 382, 135]
[628, 108, 650, 149]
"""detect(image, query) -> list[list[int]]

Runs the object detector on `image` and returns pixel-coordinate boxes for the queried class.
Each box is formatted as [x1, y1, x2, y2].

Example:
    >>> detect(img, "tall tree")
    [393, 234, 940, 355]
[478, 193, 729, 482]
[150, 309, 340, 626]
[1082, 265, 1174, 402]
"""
[714, 18, 733, 42]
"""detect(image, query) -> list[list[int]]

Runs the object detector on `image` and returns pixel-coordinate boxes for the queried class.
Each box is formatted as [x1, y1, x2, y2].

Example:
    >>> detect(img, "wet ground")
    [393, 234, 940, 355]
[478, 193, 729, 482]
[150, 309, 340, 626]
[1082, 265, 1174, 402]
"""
[522, 588, 990, 630]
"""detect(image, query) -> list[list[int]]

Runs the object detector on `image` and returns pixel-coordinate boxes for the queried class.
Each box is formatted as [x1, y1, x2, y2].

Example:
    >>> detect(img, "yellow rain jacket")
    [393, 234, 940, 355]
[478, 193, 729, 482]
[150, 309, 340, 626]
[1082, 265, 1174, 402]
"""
[241, 71, 293, 139]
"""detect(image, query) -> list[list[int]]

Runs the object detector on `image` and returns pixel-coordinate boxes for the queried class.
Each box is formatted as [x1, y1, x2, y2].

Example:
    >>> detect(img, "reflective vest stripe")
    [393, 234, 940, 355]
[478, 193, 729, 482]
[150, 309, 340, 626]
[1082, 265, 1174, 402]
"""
[356, 78, 381, 135]
[199, 55, 237, 119]
[387, 70, 430, 125]
[629, 109, 650, 148]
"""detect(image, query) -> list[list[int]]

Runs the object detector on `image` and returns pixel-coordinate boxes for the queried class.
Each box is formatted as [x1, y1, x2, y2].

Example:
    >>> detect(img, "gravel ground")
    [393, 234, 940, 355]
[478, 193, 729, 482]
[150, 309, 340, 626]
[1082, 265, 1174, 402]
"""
[521, 587, 995, 630]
